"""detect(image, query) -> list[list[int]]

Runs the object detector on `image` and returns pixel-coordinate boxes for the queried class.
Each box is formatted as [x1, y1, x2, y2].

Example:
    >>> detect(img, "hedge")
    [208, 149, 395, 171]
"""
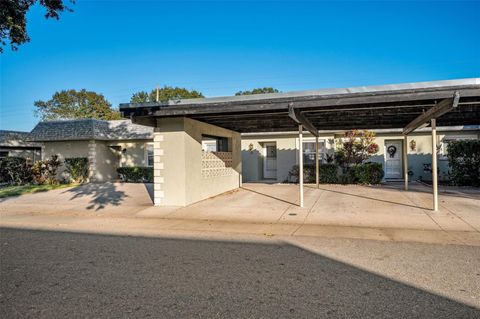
[117, 166, 153, 183]
[0, 157, 33, 185]
[447, 140, 480, 186]
[354, 162, 384, 185]
[287, 164, 338, 184]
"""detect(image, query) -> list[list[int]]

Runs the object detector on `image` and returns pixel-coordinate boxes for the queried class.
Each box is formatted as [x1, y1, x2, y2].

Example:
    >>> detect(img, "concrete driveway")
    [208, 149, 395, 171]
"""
[142, 182, 480, 232]
[0, 182, 154, 216]
[1, 182, 479, 244]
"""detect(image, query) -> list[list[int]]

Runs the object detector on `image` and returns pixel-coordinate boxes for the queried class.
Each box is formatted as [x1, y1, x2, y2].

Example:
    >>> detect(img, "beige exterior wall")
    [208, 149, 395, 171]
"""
[107, 139, 152, 167]
[241, 133, 335, 182]
[0, 148, 41, 161]
[43, 141, 90, 181]
[155, 117, 241, 206]
[241, 129, 479, 183]
[93, 141, 119, 182]
[43, 140, 90, 159]
[42, 139, 152, 183]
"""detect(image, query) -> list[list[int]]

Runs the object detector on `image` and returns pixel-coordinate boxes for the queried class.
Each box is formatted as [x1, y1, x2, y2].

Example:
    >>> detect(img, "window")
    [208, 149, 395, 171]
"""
[302, 140, 326, 164]
[202, 135, 230, 152]
[146, 143, 154, 167]
[202, 138, 217, 152]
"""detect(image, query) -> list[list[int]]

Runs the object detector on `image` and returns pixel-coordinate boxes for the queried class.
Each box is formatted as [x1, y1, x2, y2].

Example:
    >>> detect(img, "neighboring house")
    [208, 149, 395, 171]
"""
[28, 119, 154, 182]
[0, 130, 42, 161]
[241, 126, 480, 183]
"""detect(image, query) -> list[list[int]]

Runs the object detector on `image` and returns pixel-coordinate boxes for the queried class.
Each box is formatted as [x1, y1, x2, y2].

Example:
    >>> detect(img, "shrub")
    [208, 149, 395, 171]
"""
[117, 167, 153, 183]
[319, 164, 339, 184]
[447, 140, 480, 186]
[32, 155, 61, 185]
[355, 162, 384, 185]
[0, 157, 33, 185]
[287, 164, 339, 184]
[65, 157, 89, 183]
[338, 169, 356, 184]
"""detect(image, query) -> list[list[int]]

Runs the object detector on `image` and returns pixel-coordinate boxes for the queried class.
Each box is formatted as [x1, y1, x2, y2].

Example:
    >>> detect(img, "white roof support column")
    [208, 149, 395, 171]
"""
[299, 124, 304, 208]
[431, 119, 439, 211]
[403, 134, 408, 191]
[315, 135, 320, 189]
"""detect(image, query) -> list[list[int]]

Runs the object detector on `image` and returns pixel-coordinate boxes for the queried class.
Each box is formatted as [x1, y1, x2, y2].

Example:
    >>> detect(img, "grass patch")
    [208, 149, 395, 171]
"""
[0, 184, 76, 198]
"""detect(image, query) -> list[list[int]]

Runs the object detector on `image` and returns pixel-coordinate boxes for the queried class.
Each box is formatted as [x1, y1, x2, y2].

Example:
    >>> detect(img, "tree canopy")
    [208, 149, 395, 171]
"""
[235, 87, 280, 96]
[130, 86, 204, 103]
[34, 89, 121, 121]
[0, 0, 73, 53]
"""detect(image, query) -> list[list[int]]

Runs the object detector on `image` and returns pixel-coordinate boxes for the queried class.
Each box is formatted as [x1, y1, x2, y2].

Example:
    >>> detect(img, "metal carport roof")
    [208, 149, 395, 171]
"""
[120, 78, 480, 132]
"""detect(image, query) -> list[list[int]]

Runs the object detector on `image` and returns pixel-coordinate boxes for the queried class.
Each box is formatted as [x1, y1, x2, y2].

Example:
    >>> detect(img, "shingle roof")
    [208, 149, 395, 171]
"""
[28, 119, 153, 142]
[0, 130, 42, 147]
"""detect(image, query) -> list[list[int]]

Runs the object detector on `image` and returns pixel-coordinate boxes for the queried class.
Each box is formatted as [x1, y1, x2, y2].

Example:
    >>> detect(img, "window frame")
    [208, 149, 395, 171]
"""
[145, 143, 154, 167]
[296, 137, 328, 165]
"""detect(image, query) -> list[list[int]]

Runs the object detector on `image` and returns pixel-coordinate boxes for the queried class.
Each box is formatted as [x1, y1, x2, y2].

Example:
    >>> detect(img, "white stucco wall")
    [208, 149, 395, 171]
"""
[108, 139, 152, 167]
[241, 133, 334, 182]
[241, 129, 479, 183]
[155, 117, 241, 206]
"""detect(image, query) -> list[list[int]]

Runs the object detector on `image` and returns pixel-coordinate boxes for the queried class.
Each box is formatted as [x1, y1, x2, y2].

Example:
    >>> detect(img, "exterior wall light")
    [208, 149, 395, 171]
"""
[409, 140, 416, 151]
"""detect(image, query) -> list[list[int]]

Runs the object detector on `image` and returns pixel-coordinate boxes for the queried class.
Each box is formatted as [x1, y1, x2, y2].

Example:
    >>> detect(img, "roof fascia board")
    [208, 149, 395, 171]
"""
[120, 78, 480, 109]
[140, 87, 480, 118]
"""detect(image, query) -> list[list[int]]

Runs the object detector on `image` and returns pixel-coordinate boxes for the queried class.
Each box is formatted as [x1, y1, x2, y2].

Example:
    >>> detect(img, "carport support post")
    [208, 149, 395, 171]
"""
[431, 118, 438, 211]
[403, 134, 408, 191]
[315, 135, 319, 189]
[299, 124, 304, 208]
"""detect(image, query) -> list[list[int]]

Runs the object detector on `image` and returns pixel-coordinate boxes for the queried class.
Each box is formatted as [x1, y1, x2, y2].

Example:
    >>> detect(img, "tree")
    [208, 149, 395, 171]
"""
[235, 87, 280, 96]
[130, 86, 204, 103]
[334, 130, 379, 169]
[34, 89, 121, 121]
[1, 0, 73, 53]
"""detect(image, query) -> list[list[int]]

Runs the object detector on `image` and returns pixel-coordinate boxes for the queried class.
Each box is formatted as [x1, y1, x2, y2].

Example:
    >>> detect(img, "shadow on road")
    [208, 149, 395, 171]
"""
[1, 228, 478, 318]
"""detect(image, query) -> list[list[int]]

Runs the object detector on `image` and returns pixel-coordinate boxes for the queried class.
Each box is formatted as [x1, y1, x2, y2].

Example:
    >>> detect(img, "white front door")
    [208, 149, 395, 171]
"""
[384, 140, 403, 179]
[263, 142, 277, 179]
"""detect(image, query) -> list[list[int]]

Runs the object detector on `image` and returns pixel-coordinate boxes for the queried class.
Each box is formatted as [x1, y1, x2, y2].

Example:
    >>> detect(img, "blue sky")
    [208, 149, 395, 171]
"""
[1, 0, 479, 131]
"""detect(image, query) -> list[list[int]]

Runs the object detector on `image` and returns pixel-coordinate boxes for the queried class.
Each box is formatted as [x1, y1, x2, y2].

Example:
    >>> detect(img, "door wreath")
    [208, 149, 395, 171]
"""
[387, 145, 397, 158]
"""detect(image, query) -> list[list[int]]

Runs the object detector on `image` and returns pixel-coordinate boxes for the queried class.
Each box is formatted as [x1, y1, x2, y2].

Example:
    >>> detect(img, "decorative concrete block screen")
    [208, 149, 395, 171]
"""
[202, 151, 234, 178]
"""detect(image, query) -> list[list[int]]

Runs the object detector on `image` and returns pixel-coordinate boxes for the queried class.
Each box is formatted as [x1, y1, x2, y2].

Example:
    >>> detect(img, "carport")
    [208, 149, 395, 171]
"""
[120, 78, 480, 211]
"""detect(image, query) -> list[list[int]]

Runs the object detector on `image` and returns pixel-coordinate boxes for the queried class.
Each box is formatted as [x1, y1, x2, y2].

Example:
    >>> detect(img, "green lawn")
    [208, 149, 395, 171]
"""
[0, 184, 75, 198]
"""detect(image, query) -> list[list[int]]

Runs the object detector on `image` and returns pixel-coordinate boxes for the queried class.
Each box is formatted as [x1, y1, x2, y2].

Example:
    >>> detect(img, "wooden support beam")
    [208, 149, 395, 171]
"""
[288, 104, 319, 137]
[403, 92, 460, 135]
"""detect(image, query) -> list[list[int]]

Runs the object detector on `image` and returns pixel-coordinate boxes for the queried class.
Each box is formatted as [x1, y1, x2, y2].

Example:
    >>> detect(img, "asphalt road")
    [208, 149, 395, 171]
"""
[1, 228, 479, 318]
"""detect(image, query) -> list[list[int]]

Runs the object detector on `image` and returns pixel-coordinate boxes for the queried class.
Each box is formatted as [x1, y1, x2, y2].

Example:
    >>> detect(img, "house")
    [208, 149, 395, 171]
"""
[28, 119, 154, 182]
[6, 118, 476, 185]
[0, 79, 480, 201]
[240, 126, 480, 183]
[0, 130, 42, 161]
[120, 78, 480, 208]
